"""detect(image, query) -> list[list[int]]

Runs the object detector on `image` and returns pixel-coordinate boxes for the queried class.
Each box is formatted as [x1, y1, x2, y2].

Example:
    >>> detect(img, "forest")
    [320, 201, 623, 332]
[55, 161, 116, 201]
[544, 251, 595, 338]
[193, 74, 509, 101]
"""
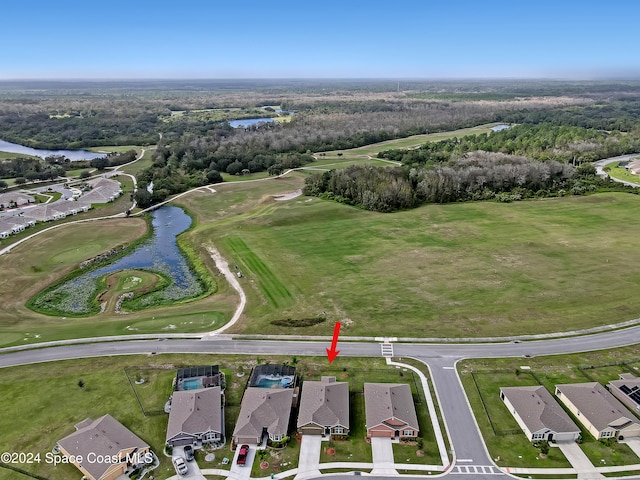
[2, 80, 640, 206]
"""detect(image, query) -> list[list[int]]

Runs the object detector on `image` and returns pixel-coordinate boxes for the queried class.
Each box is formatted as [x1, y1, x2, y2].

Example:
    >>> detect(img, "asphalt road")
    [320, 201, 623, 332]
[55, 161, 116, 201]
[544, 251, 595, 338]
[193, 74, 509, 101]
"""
[3, 327, 640, 479]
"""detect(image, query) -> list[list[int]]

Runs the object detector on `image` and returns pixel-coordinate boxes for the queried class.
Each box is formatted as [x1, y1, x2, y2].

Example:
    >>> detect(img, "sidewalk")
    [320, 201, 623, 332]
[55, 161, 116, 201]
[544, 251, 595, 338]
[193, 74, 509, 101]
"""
[386, 358, 449, 466]
[557, 441, 604, 479]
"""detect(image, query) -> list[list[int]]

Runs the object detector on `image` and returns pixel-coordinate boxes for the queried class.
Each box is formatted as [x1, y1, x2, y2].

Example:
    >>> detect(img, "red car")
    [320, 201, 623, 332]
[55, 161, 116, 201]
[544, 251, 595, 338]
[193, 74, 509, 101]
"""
[236, 444, 250, 466]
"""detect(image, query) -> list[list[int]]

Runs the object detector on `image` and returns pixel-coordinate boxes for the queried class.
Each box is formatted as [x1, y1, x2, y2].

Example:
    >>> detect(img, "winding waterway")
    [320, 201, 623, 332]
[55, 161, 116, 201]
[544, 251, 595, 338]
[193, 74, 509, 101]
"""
[31, 206, 203, 314]
[0, 139, 105, 161]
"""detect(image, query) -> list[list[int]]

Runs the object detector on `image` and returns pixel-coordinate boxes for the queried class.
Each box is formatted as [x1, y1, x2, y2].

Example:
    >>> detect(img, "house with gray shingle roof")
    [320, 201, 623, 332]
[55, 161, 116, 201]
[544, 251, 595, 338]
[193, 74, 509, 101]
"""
[500, 386, 580, 442]
[556, 382, 640, 440]
[80, 177, 122, 203]
[232, 387, 293, 445]
[57, 414, 150, 480]
[608, 373, 640, 414]
[0, 192, 33, 208]
[297, 376, 349, 437]
[166, 386, 224, 447]
[364, 383, 419, 439]
[26, 200, 90, 222]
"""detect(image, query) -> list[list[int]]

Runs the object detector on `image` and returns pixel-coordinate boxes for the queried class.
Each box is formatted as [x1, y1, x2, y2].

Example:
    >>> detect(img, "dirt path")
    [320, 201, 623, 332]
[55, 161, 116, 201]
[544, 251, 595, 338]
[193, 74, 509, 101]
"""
[204, 246, 246, 336]
[273, 189, 302, 201]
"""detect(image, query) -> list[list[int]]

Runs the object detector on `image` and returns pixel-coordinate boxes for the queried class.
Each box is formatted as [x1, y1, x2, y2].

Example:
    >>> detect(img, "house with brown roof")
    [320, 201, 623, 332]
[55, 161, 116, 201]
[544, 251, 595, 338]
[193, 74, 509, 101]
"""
[232, 387, 294, 445]
[364, 383, 419, 439]
[608, 373, 640, 415]
[166, 386, 224, 447]
[57, 414, 151, 480]
[500, 386, 580, 442]
[297, 376, 349, 437]
[556, 382, 640, 440]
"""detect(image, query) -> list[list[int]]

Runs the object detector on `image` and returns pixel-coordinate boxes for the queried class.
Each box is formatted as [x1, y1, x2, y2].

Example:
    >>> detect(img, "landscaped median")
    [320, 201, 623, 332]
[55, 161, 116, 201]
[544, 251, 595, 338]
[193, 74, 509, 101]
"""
[458, 344, 640, 474]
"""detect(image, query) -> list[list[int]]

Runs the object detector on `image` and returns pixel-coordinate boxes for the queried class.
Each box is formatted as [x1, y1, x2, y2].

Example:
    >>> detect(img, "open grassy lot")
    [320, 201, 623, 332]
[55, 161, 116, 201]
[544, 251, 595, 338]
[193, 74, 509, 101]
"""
[120, 147, 155, 176]
[181, 189, 640, 338]
[87, 145, 143, 154]
[0, 354, 423, 480]
[0, 150, 40, 161]
[459, 346, 640, 469]
[319, 122, 502, 158]
[304, 157, 397, 170]
[606, 161, 640, 186]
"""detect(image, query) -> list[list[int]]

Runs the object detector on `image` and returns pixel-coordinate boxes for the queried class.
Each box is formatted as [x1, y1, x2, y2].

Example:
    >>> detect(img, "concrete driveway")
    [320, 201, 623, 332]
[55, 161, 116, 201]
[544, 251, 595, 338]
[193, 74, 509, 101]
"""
[370, 437, 397, 475]
[557, 441, 604, 479]
[295, 435, 322, 479]
[171, 446, 206, 479]
[623, 438, 640, 459]
[229, 444, 256, 480]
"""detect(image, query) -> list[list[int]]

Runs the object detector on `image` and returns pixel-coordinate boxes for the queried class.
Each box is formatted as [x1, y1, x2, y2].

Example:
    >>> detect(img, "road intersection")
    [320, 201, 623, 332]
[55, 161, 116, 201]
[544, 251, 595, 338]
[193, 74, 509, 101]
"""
[2, 323, 640, 479]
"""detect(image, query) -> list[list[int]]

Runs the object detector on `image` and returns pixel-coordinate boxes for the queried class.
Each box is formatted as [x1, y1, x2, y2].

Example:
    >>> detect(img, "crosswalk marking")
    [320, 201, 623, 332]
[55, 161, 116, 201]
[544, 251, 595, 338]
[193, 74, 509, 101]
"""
[381, 343, 394, 357]
[451, 465, 503, 475]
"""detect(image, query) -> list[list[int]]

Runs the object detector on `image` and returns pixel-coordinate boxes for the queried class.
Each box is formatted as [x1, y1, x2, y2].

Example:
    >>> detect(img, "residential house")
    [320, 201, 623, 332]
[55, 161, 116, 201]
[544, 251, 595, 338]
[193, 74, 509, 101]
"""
[556, 382, 640, 440]
[626, 160, 640, 175]
[0, 216, 37, 238]
[166, 386, 224, 447]
[80, 177, 123, 204]
[0, 192, 33, 208]
[608, 373, 640, 414]
[364, 383, 419, 439]
[232, 387, 294, 445]
[26, 200, 90, 222]
[57, 414, 150, 480]
[500, 386, 580, 442]
[297, 376, 349, 437]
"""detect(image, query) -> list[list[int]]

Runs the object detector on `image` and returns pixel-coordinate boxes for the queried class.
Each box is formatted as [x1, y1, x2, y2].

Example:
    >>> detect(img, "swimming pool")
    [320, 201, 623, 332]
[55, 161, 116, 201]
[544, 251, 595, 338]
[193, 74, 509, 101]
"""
[182, 378, 203, 390]
[255, 375, 294, 388]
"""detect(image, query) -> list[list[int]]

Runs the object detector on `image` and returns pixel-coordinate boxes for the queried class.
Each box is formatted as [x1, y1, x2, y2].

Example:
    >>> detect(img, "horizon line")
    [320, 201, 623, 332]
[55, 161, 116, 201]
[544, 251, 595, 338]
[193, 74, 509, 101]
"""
[2, 76, 640, 82]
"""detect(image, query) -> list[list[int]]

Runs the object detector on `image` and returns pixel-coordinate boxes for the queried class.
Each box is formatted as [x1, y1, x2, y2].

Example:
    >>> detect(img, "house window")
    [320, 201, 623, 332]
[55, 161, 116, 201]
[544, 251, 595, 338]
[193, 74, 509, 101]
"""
[402, 430, 414, 437]
[333, 427, 344, 435]
[601, 431, 613, 438]
[270, 433, 283, 442]
[532, 433, 546, 440]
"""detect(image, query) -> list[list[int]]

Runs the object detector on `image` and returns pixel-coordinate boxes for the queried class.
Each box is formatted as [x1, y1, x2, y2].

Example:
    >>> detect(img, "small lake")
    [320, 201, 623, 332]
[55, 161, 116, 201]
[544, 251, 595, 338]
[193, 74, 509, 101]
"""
[31, 206, 203, 314]
[229, 117, 277, 128]
[0, 138, 105, 161]
[490, 124, 511, 132]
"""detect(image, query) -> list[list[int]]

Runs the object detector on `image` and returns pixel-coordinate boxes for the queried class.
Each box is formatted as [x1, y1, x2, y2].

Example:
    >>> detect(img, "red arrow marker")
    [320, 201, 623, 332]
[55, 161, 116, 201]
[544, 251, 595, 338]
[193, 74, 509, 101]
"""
[326, 322, 341, 363]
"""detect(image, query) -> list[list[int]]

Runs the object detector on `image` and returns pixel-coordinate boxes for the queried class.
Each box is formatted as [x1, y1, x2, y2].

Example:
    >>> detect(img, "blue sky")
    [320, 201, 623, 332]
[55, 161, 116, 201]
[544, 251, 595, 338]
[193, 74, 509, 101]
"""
[2, 0, 640, 79]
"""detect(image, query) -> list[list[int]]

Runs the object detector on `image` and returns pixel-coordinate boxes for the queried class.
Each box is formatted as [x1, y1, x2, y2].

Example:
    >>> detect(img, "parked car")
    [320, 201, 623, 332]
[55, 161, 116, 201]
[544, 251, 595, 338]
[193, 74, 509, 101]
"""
[184, 445, 195, 461]
[173, 456, 188, 476]
[236, 444, 250, 466]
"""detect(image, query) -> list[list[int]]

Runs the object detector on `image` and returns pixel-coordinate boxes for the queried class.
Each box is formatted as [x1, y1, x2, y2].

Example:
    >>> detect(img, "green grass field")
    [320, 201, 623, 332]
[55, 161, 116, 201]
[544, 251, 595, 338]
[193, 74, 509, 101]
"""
[0, 150, 40, 161]
[120, 148, 154, 176]
[459, 347, 640, 469]
[318, 123, 502, 158]
[181, 189, 640, 338]
[87, 145, 143, 154]
[0, 212, 236, 346]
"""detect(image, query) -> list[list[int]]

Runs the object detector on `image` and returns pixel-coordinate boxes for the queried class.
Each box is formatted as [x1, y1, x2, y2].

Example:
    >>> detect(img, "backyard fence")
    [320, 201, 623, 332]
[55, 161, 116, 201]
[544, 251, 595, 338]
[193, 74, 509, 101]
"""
[0, 462, 49, 480]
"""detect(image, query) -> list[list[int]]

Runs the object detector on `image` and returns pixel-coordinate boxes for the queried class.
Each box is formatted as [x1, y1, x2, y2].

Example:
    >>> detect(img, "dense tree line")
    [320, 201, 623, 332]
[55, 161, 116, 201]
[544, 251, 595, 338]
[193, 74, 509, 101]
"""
[303, 153, 633, 212]
[380, 123, 640, 166]
[89, 149, 137, 170]
[0, 156, 65, 180]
